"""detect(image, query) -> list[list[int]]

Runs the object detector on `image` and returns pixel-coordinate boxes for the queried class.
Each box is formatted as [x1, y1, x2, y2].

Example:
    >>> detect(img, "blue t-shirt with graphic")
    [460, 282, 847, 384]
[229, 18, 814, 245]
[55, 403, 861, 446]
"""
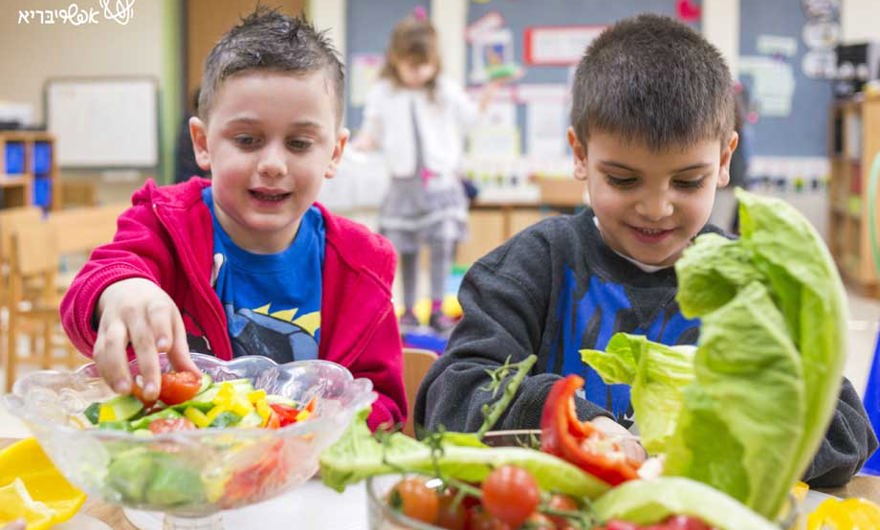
[202, 187, 324, 363]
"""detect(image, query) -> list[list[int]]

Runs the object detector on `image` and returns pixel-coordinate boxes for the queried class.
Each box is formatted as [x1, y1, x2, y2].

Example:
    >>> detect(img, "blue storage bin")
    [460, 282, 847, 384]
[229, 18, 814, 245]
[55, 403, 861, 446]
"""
[5, 142, 25, 174]
[33, 176, 51, 207]
[33, 141, 52, 175]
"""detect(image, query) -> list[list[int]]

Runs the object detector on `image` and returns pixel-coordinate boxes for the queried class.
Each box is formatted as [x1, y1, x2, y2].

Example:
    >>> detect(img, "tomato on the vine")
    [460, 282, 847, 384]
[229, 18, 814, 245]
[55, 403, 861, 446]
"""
[546, 493, 580, 528]
[435, 488, 468, 530]
[467, 506, 512, 530]
[481, 465, 540, 528]
[389, 476, 440, 524]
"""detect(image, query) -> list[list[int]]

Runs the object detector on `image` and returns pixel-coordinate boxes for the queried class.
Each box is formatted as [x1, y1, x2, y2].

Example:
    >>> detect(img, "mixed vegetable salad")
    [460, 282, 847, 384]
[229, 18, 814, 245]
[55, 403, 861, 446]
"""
[80, 371, 316, 434]
[76, 370, 317, 509]
[318, 190, 872, 529]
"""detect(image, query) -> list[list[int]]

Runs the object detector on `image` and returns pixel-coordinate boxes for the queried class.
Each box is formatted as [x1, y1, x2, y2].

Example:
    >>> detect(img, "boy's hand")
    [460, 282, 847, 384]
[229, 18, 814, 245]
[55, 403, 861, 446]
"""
[94, 278, 198, 402]
[590, 415, 648, 465]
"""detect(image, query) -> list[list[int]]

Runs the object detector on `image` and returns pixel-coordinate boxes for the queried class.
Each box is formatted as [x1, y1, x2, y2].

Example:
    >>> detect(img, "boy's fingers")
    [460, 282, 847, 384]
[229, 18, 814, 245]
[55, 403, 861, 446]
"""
[167, 311, 198, 375]
[94, 320, 132, 394]
[128, 319, 161, 401]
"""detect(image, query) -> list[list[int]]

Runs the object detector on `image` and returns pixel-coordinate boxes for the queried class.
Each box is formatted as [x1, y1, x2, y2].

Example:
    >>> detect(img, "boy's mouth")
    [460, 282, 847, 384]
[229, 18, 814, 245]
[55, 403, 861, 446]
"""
[249, 189, 291, 202]
[630, 225, 674, 242]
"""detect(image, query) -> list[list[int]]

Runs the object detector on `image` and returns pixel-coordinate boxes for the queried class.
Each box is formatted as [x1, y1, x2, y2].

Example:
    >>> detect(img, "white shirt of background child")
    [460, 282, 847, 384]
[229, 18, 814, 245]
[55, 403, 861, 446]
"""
[361, 77, 479, 184]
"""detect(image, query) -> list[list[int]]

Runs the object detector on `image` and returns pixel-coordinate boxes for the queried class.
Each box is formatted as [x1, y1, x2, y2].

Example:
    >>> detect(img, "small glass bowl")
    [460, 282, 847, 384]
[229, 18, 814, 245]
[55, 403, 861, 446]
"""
[4, 353, 375, 520]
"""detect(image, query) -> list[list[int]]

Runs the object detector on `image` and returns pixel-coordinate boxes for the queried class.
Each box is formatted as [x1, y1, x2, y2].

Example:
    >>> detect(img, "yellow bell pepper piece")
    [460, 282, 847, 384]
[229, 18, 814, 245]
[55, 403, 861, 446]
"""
[205, 405, 228, 425]
[184, 407, 212, 429]
[256, 400, 271, 421]
[247, 389, 267, 403]
[295, 409, 312, 422]
[97, 403, 116, 423]
[0, 438, 86, 530]
[807, 497, 880, 530]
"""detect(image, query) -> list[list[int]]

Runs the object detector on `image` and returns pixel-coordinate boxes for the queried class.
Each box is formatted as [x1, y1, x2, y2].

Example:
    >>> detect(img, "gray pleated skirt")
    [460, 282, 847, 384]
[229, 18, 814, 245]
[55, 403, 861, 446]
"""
[378, 175, 469, 253]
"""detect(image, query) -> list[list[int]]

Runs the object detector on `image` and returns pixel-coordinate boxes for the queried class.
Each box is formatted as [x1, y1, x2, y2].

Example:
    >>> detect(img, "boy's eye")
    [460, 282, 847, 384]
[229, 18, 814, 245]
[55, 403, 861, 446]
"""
[234, 135, 260, 148]
[288, 139, 312, 151]
[674, 176, 707, 189]
[606, 175, 637, 188]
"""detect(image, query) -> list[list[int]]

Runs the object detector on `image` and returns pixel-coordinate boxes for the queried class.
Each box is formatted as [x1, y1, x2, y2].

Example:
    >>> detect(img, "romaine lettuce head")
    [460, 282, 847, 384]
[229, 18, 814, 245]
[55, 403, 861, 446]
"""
[593, 477, 781, 530]
[581, 190, 846, 520]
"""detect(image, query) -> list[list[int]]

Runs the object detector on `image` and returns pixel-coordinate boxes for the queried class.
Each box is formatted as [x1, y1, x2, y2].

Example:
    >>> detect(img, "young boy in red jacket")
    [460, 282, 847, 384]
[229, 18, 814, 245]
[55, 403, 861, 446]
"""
[61, 9, 405, 431]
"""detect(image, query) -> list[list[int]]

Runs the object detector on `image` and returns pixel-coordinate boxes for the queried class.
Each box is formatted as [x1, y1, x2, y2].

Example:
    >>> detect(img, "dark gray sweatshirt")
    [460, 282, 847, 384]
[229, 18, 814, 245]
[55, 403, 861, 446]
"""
[414, 209, 877, 487]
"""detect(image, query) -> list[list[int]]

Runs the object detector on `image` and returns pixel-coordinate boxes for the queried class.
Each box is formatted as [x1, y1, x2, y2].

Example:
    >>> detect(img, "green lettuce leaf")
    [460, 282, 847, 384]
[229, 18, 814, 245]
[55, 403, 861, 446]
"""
[663, 281, 805, 517]
[581, 334, 696, 453]
[319, 409, 610, 499]
[593, 477, 781, 530]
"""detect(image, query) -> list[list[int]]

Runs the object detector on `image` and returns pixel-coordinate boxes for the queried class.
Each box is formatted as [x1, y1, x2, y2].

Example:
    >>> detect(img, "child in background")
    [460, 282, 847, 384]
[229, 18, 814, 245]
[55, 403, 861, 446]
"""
[352, 8, 499, 334]
[60, 9, 406, 431]
[415, 13, 876, 486]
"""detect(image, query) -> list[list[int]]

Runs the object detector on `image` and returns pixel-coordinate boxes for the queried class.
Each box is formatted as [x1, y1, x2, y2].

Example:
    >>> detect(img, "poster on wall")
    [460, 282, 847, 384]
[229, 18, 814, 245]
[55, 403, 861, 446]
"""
[739, 55, 796, 117]
[523, 26, 605, 66]
[470, 28, 515, 83]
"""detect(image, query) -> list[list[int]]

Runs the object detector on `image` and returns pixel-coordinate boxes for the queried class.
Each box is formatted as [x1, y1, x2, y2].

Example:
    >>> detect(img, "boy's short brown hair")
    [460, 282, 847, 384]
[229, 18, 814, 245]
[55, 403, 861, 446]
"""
[570, 14, 735, 150]
[198, 7, 344, 124]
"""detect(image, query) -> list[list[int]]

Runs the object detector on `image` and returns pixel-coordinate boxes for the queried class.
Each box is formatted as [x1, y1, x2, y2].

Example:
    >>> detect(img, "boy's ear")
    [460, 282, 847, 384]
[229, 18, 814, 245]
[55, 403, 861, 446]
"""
[325, 127, 350, 179]
[717, 131, 740, 188]
[189, 117, 211, 171]
[567, 127, 588, 181]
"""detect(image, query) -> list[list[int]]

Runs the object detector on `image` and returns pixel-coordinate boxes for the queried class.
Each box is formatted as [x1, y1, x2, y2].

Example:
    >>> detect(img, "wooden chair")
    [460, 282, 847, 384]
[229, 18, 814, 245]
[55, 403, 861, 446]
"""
[5, 222, 81, 391]
[402, 347, 438, 437]
[46, 203, 127, 291]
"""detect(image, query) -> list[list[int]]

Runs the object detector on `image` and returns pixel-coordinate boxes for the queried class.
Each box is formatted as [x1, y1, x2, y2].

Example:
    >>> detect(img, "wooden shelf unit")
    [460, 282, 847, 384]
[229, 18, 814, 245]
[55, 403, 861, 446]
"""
[0, 131, 61, 211]
[828, 93, 880, 296]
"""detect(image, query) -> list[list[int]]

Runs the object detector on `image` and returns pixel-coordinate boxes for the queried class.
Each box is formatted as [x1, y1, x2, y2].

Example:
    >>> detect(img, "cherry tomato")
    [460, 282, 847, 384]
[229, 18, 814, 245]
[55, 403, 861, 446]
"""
[546, 494, 580, 528]
[131, 382, 157, 408]
[148, 417, 196, 434]
[467, 506, 511, 530]
[661, 515, 713, 530]
[435, 488, 468, 530]
[481, 465, 540, 528]
[389, 476, 440, 524]
[524, 512, 555, 529]
[158, 371, 202, 405]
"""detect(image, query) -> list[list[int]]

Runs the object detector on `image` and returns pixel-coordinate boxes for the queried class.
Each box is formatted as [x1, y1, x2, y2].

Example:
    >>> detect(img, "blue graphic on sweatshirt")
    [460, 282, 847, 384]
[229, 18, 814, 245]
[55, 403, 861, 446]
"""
[551, 266, 697, 423]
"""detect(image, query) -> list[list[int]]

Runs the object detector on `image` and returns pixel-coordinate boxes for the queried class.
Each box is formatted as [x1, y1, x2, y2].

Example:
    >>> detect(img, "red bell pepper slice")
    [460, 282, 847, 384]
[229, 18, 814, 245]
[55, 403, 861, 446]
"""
[540, 374, 640, 486]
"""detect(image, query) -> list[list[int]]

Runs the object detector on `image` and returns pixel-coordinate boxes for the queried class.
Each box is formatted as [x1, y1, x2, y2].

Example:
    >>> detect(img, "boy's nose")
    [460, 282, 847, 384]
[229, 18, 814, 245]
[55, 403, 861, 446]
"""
[635, 194, 674, 221]
[257, 144, 287, 178]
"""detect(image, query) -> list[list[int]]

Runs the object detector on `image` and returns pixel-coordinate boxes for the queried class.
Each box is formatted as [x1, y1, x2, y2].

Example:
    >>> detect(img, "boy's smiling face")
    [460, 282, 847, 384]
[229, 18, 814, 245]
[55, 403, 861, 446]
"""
[569, 128, 738, 268]
[191, 70, 347, 253]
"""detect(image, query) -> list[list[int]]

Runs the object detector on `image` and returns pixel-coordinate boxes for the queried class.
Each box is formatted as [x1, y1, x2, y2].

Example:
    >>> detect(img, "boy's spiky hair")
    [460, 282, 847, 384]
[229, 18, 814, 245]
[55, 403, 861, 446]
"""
[198, 7, 344, 123]
[570, 13, 734, 150]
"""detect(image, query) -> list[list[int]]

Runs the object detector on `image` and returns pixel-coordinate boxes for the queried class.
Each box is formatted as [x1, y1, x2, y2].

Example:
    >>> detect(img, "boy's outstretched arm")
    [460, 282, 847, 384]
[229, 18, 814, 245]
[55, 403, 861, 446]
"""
[61, 199, 199, 400]
[803, 377, 879, 487]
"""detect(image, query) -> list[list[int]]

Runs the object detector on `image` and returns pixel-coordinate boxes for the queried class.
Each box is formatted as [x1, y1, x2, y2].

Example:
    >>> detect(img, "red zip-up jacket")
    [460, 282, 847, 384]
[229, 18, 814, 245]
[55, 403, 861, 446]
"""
[61, 178, 405, 431]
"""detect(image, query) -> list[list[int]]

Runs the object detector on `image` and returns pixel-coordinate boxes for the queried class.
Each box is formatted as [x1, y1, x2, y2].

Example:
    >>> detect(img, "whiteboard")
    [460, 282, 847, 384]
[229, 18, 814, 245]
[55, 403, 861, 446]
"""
[46, 77, 158, 168]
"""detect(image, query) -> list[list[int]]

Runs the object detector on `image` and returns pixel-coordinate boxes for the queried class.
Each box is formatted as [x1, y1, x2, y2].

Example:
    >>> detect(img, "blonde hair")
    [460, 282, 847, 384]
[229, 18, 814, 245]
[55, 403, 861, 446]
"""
[381, 15, 441, 99]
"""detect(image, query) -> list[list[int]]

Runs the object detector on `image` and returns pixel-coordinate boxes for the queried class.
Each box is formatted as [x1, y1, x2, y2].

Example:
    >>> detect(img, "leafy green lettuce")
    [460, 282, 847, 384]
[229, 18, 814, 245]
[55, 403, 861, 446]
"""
[581, 334, 696, 453]
[593, 477, 781, 530]
[319, 409, 610, 499]
[581, 189, 846, 519]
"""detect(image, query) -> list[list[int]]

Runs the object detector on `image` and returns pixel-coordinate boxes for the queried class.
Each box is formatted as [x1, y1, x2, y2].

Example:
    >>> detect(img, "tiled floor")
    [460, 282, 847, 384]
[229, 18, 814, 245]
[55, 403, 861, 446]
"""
[1, 286, 879, 438]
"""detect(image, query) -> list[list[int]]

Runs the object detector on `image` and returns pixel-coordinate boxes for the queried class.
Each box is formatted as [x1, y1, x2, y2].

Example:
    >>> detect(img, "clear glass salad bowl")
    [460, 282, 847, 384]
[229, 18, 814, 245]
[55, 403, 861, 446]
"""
[3, 353, 375, 528]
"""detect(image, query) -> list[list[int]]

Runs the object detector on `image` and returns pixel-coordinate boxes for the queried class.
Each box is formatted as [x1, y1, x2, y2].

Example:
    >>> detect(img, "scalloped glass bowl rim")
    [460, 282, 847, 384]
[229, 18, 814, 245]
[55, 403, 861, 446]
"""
[5, 352, 375, 442]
